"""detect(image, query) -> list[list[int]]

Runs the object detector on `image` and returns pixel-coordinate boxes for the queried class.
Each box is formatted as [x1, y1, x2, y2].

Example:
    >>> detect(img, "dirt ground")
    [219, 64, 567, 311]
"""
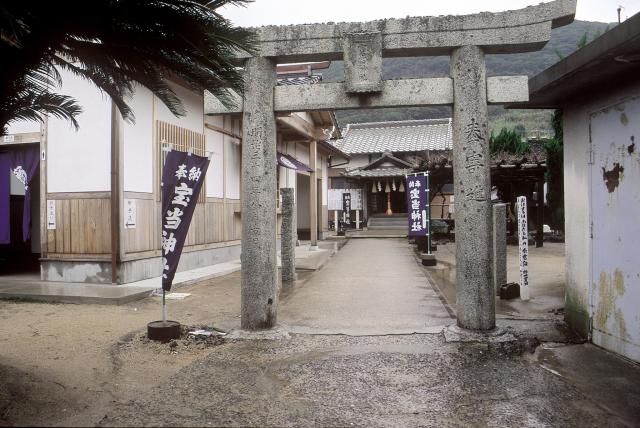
[1, 241, 639, 427]
[0, 272, 243, 427]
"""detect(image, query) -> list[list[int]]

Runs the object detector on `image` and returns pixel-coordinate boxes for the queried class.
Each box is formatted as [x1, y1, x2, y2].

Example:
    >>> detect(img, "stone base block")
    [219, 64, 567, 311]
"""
[420, 253, 437, 266]
[42, 244, 241, 284]
[444, 325, 516, 344]
[226, 325, 290, 340]
[427, 264, 450, 280]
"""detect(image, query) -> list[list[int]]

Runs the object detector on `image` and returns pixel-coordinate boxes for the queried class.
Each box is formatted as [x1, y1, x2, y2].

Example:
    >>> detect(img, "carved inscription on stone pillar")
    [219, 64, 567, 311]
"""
[343, 32, 383, 93]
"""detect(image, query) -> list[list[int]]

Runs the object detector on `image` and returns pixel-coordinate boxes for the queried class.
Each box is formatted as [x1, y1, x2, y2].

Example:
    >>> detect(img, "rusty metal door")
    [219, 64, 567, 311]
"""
[589, 96, 640, 362]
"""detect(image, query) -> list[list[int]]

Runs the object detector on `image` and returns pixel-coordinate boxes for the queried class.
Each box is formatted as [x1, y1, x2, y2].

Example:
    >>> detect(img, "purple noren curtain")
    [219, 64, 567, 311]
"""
[0, 153, 10, 244]
[12, 147, 40, 242]
[0, 147, 40, 243]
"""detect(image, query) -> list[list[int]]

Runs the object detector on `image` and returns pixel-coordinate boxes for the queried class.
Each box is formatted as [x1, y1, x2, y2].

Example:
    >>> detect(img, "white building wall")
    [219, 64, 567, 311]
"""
[47, 71, 111, 192]
[204, 116, 224, 198]
[6, 120, 40, 135]
[224, 118, 241, 200]
[123, 86, 153, 193]
[156, 82, 204, 133]
[321, 154, 329, 203]
[295, 142, 310, 165]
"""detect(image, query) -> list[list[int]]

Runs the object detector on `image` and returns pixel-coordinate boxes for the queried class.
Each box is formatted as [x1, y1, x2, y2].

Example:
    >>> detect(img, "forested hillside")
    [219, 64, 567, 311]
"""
[316, 20, 612, 136]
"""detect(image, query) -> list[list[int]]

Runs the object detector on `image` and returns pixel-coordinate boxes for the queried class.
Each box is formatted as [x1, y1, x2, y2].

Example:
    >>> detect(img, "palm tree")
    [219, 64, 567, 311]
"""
[0, 0, 255, 134]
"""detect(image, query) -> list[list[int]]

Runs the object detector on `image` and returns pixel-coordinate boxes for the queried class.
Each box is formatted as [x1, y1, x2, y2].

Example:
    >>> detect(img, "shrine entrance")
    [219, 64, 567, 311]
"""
[207, 0, 577, 331]
[0, 143, 41, 279]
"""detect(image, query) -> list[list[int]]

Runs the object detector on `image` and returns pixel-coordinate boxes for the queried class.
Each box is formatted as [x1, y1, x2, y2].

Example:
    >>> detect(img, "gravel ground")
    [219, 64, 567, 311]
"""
[99, 333, 629, 427]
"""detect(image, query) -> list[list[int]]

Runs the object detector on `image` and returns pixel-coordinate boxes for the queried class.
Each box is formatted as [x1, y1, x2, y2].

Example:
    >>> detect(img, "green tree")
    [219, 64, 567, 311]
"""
[0, 0, 255, 134]
[489, 127, 531, 155]
[545, 109, 564, 231]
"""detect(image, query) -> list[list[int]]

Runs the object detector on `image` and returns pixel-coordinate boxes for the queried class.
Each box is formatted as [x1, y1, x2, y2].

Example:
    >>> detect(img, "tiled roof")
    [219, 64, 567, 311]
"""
[277, 75, 322, 86]
[344, 167, 411, 178]
[330, 119, 452, 155]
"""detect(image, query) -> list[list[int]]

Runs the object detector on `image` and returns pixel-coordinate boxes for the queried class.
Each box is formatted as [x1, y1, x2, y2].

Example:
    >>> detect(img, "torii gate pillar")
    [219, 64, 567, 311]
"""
[240, 57, 278, 330]
[451, 46, 495, 330]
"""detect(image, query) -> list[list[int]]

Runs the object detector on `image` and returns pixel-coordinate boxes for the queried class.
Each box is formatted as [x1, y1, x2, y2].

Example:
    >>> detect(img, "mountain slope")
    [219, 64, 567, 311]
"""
[316, 20, 613, 135]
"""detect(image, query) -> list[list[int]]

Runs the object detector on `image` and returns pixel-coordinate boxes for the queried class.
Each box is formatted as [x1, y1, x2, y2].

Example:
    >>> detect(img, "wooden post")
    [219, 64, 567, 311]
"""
[110, 101, 123, 284]
[39, 116, 47, 267]
[309, 140, 318, 247]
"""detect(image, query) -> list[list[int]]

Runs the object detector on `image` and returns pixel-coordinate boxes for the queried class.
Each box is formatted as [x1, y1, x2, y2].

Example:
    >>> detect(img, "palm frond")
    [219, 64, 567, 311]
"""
[0, 0, 257, 130]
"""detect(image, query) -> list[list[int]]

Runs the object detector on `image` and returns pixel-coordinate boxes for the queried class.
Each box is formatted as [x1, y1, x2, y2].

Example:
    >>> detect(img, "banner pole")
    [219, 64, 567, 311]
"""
[427, 172, 432, 255]
[162, 289, 167, 322]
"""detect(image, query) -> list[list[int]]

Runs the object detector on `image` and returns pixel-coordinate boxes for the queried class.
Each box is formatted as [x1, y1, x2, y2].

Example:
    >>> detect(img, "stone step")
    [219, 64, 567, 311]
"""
[368, 225, 407, 230]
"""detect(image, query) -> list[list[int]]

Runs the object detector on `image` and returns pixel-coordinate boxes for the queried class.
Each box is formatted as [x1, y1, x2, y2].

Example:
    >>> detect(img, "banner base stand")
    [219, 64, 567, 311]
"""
[147, 320, 181, 341]
[420, 253, 437, 266]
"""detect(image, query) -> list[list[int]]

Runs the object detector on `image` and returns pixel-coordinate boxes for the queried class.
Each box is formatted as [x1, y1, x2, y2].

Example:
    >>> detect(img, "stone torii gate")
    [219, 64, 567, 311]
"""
[207, 0, 577, 332]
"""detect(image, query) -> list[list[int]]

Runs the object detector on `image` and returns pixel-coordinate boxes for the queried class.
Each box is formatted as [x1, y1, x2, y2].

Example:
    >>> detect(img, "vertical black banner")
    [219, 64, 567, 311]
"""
[343, 193, 352, 225]
[161, 150, 210, 291]
[406, 175, 429, 237]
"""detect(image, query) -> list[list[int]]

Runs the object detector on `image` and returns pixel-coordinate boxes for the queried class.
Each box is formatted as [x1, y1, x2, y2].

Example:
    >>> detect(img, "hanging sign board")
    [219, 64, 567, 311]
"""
[124, 199, 137, 229]
[406, 175, 429, 237]
[517, 196, 530, 301]
[161, 150, 210, 291]
[328, 189, 362, 210]
[47, 200, 56, 230]
[342, 193, 352, 225]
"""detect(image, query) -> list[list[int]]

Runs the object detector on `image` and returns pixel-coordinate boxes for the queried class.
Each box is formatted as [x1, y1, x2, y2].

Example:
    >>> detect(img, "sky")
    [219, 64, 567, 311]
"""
[221, 0, 640, 27]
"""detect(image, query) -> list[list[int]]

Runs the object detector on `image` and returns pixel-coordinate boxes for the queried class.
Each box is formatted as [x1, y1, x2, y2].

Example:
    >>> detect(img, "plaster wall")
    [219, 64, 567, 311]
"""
[204, 116, 224, 198]
[344, 154, 374, 169]
[123, 86, 153, 193]
[47, 71, 111, 192]
[295, 142, 310, 165]
[296, 173, 310, 229]
[5, 120, 40, 135]
[278, 139, 298, 197]
[321, 154, 328, 202]
[156, 82, 204, 133]
[224, 121, 241, 200]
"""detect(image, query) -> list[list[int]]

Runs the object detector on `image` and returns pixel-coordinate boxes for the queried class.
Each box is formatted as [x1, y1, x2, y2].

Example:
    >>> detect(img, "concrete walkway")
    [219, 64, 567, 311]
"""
[428, 242, 566, 319]
[279, 238, 454, 335]
[0, 242, 338, 305]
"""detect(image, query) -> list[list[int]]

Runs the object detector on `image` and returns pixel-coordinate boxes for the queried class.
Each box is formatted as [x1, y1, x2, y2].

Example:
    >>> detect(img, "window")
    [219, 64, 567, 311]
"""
[156, 120, 206, 202]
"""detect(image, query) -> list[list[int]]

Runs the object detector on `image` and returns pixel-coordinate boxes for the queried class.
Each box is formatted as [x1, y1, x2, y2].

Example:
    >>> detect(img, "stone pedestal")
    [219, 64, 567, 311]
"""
[451, 45, 495, 331]
[280, 188, 297, 283]
[493, 203, 507, 295]
[241, 57, 278, 330]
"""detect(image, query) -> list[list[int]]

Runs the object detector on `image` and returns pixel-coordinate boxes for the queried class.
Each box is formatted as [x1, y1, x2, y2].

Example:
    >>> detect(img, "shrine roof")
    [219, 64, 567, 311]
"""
[344, 167, 412, 178]
[330, 119, 452, 155]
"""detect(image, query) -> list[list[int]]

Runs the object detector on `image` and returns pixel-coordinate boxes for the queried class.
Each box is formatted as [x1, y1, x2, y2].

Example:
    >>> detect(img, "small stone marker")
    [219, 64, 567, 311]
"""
[517, 196, 530, 301]
[493, 204, 507, 296]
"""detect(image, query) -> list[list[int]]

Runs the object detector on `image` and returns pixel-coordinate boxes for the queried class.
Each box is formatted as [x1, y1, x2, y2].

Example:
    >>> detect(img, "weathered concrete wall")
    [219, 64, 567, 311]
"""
[564, 81, 640, 361]
[563, 101, 593, 337]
